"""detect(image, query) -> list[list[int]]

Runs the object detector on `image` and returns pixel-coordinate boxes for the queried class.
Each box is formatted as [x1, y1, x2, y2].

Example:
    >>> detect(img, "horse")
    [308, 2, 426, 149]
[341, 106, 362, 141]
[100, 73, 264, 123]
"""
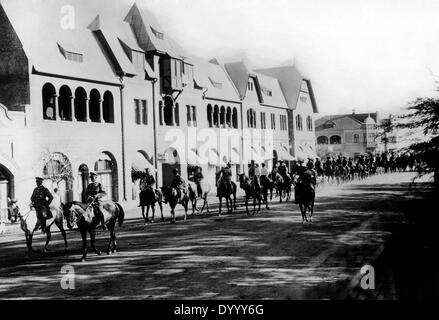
[18, 204, 68, 258]
[259, 175, 273, 210]
[216, 179, 237, 216]
[295, 182, 315, 224]
[161, 186, 189, 223]
[139, 188, 164, 224]
[187, 181, 212, 215]
[63, 200, 125, 262]
[323, 162, 335, 184]
[273, 173, 291, 203]
[238, 174, 262, 215]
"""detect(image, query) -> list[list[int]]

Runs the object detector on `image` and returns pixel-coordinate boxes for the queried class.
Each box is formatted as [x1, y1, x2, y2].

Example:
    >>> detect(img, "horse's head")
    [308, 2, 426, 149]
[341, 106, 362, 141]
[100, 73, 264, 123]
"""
[63, 202, 80, 230]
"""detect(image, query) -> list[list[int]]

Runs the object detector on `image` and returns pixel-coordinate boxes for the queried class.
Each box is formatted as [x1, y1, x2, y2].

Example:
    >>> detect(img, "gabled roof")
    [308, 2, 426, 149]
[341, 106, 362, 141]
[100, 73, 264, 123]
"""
[1, 0, 124, 84]
[224, 59, 264, 103]
[124, 3, 186, 60]
[255, 65, 319, 113]
[315, 112, 378, 130]
[253, 71, 288, 109]
[192, 57, 240, 102]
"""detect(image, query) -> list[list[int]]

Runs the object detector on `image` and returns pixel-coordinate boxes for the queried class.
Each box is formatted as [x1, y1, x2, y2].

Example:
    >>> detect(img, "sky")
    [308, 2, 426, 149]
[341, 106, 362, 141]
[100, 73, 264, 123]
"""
[124, 0, 439, 118]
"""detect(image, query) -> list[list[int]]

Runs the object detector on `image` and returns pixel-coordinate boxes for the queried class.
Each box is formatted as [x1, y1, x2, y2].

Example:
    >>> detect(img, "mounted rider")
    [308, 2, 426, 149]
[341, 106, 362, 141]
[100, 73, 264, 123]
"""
[171, 168, 188, 203]
[139, 168, 156, 206]
[260, 163, 270, 186]
[30, 177, 54, 233]
[85, 172, 107, 231]
[193, 166, 204, 198]
[295, 161, 317, 204]
[277, 160, 291, 183]
[248, 161, 261, 192]
[217, 162, 233, 196]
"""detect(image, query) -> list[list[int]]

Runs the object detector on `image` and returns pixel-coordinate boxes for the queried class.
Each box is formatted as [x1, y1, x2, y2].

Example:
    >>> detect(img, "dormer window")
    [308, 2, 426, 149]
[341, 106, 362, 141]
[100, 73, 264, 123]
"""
[261, 87, 272, 97]
[324, 120, 336, 129]
[151, 27, 164, 40]
[247, 81, 254, 91]
[209, 77, 223, 89]
[58, 43, 83, 63]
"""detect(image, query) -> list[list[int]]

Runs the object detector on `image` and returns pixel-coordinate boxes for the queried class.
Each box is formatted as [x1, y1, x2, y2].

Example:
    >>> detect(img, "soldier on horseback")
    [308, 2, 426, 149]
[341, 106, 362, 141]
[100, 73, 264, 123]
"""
[295, 161, 317, 204]
[30, 177, 54, 233]
[139, 168, 156, 206]
[171, 168, 188, 204]
[217, 162, 233, 196]
[85, 172, 107, 231]
[193, 167, 204, 198]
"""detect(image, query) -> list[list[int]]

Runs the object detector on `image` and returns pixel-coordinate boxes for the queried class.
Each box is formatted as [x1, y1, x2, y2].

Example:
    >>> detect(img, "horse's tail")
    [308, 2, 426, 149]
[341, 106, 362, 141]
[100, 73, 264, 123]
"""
[115, 203, 125, 227]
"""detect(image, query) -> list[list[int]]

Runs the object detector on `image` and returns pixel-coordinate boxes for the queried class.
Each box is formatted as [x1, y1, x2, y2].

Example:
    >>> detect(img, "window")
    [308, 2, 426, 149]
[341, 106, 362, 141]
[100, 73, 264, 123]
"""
[300, 96, 307, 103]
[330, 135, 342, 144]
[226, 107, 232, 128]
[42, 83, 56, 120]
[159, 101, 164, 125]
[175, 103, 180, 126]
[306, 116, 313, 131]
[261, 112, 266, 129]
[192, 106, 197, 127]
[74, 87, 87, 122]
[247, 109, 257, 128]
[151, 27, 164, 40]
[58, 44, 83, 63]
[232, 108, 238, 129]
[271, 114, 276, 130]
[261, 87, 272, 97]
[220, 106, 226, 128]
[163, 97, 174, 126]
[248, 81, 254, 91]
[89, 89, 101, 123]
[187, 105, 192, 126]
[317, 136, 329, 145]
[142, 100, 148, 125]
[58, 85, 72, 121]
[209, 77, 223, 89]
[213, 105, 219, 127]
[207, 104, 213, 128]
[134, 99, 141, 125]
[103, 91, 115, 123]
[354, 134, 360, 143]
[296, 115, 303, 131]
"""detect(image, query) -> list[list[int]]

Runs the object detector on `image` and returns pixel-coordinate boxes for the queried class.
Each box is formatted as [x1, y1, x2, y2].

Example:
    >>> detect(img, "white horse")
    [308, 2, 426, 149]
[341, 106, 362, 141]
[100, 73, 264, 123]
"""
[18, 204, 68, 258]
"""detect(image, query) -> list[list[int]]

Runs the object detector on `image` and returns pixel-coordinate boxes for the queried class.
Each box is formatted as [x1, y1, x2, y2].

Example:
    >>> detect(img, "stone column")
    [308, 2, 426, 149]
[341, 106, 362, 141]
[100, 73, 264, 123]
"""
[99, 99, 104, 123]
[69, 96, 76, 122]
[85, 98, 90, 122]
[53, 94, 59, 121]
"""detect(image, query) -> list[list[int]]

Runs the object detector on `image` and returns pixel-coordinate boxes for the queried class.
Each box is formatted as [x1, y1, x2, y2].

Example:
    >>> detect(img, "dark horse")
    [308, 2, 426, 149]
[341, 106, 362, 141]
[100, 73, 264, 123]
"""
[274, 173, 292, 203]
[139, 188, 164, 224]
[63, 201, 125, 262]
[259, 175, 273, 210]
[238, 174, 262, 215]
[216, 179, 237, 216]
[161, 186, 189, 222]
[295, 181, 315, 224]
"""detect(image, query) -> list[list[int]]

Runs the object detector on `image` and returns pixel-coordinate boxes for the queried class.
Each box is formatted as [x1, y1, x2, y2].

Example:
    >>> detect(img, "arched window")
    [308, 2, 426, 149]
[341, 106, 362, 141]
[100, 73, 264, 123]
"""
[94, 152, 118, 201]
[213, 105, 219, 127]
[164, 96, 174, 126]
[307, 116, 313, 131]
[296, 115, 303, 131]
[220, 106, 225, 127]
[354, 134, 360, 143]
[226, 107, 232, 128]
[89, 89, 101, 123]
[317, 136, 329, 145]
[247, 109, 253, 128]
[42, 83, 56, 120]
[207, 104, 213, 127]
[175, 103, 180, 126]
[232, 108, 238, 129]
[103, 91, 114, 123]
[74, 87, 87, 122]
[330, 135, 342, 144]
[253, 110, 257, 128]
[58, 85, 72, 121]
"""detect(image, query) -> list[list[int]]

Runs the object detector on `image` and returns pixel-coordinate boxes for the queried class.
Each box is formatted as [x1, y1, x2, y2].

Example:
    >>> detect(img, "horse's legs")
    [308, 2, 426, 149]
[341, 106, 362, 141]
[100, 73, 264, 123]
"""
[55, 219, 68, 252]
[90, 229, 101, 256]
[245, 197, 250, 215]
[24, 232, 32, 258]
[145, 206, 150, 223]
[141, 205, 146, 222]
[310, 200, 315, 222]
[44, 228, 52, 252]
[106, 222, 116, 255]
[218, 197, 222, 217]
[233, 191, 237, 211]
[200, 196, 207, 214]
[159, 202, 164, 222]
[80, 230, 88, 262]
[151, 206, 156, 223]
[183, 201, 188, 221]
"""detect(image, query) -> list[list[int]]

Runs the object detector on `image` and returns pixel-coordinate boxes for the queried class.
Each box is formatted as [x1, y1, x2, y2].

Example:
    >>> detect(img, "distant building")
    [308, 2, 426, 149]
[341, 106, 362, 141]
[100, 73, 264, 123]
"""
[315, 112, 379, 159]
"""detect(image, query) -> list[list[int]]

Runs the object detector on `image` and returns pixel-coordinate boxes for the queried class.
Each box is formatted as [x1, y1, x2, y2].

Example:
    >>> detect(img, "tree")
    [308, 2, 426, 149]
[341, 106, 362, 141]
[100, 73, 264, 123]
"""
[389, 96, 439, 188]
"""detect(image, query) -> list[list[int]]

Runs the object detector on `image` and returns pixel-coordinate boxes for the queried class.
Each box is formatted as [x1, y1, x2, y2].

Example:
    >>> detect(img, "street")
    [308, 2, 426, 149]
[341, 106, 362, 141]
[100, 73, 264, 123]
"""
[0, 172, 437, 299]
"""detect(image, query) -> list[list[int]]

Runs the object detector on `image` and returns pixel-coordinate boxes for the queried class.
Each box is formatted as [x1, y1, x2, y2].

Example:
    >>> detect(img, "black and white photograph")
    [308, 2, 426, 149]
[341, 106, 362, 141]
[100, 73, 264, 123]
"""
[0, 0, 438, 306]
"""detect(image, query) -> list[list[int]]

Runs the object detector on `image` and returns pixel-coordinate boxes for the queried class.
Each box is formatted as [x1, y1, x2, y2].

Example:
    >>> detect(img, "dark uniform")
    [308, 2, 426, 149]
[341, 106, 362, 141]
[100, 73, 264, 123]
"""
[171, 170, 188, 203]
[193, 169, 204, 198]
[217, 164, 233, 195]
[295, 167, 316, 204]
[31, 181, 54, 233]
[85, 180, 107, 230]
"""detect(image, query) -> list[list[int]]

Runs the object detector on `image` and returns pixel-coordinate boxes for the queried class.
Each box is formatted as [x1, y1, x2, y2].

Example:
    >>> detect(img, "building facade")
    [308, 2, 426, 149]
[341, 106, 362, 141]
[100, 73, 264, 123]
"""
[315, 112, 379, 159]
[0, 0, 319, 213]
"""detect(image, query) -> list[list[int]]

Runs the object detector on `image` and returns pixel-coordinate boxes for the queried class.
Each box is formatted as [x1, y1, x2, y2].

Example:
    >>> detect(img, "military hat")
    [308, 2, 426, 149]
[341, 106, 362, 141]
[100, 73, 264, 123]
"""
[90, 172, 98, 176]
[35, 177, 44, 181]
